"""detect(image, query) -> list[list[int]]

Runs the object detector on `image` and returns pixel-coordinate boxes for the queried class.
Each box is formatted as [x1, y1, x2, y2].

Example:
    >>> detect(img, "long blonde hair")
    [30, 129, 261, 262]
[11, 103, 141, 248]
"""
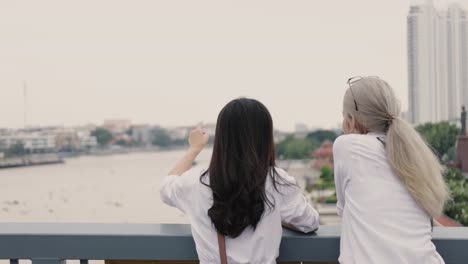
[343, 77, 449, 218]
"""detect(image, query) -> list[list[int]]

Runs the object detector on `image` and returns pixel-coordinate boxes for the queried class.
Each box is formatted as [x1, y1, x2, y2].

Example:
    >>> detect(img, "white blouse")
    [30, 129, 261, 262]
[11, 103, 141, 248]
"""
[333, 133, 445, 264]
[160, 167, 319, 264]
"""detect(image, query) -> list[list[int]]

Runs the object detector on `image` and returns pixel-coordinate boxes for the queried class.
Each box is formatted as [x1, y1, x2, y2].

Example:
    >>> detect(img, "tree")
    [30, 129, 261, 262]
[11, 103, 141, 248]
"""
[319, 166, 334, 183]
[324, 193, 337, 204]
[116, 139, 128, 146]
[416, 122, 459, 161]
[313, 166, 335, 203]
[5, 141, 26, 157]
[91, 128, 113, 147]
[306, 130, 338, 143]
[443, 168, 468, 226]
[276, 136, 318, 159]
[276, 130, 338, 160]
[317, 166, 335, 189]
[152, 129, 172, 147]
[125, 128, 133, 136]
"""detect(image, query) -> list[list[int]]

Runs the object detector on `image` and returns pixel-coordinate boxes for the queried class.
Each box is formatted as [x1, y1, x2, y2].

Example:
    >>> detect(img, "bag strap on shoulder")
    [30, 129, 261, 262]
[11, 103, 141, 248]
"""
[217, 232, 227, 264]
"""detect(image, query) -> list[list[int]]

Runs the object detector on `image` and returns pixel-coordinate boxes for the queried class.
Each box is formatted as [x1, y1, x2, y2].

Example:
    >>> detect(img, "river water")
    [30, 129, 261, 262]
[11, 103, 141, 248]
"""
[0, 149, 213, 224]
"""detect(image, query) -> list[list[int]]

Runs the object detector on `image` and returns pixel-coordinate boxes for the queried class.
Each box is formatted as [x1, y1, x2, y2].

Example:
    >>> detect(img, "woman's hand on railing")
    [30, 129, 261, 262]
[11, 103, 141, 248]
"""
[282, 222, 301, 232]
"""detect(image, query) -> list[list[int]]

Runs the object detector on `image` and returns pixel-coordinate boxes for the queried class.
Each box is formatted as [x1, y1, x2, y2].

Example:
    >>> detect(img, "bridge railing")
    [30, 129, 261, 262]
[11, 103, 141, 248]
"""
[0, 223, 467, 264]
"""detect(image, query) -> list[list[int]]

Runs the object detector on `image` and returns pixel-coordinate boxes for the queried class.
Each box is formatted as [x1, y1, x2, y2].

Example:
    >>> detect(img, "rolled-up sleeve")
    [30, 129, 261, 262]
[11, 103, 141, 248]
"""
[159, 169, 199, 213]
[278, 169, 320, 233]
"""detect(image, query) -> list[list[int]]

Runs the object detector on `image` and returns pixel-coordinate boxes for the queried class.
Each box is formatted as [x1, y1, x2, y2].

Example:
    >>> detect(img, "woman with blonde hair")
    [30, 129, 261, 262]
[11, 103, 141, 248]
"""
[334, 76, 449, 263]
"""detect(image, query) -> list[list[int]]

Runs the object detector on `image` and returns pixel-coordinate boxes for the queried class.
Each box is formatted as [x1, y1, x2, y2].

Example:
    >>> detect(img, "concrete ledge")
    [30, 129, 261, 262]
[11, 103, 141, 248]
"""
[0, 224, 466, 263]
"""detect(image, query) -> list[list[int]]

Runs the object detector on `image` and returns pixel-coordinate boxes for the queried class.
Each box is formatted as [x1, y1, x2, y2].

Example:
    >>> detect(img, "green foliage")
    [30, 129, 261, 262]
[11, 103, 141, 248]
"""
[416, 122, 459, 161]
[115, 139, 128, 146]
[446, 146, 456, 162]
[320, 166, 334, 182]
[276, 130, 338, 160]
[152, 129, 172, 147]
[91, 128, 113, 147]
[318, 166, 335, 189]
[444, 168, 468, 226]
[306, 130, 338, 143]
[5, 141, 26, 157]
[313, 166, 336, 192]
[276, 136, 318, 159]
[324, 193, 337, 204]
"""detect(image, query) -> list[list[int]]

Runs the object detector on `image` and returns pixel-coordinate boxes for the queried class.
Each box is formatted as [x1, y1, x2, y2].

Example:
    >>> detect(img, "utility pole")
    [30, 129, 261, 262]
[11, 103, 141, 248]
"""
[23, 81, 27, 129]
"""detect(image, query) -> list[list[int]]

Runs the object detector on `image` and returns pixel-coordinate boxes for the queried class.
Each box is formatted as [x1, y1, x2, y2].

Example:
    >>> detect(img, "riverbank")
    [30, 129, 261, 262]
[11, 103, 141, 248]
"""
[70, 145, 201, 157]
[0, 153, 64, 169]
[0, 145, 197, 169]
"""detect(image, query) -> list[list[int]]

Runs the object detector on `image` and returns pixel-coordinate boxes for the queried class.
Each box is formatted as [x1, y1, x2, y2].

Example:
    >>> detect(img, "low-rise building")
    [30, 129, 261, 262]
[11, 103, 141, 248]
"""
[103, 120, 132, 135]
[273, 130, 287, 143]
[131, 125, 153, 146]
[0, 132, 56, 152]
[55, 130, 80, 151]
[167, 126, 191, 141]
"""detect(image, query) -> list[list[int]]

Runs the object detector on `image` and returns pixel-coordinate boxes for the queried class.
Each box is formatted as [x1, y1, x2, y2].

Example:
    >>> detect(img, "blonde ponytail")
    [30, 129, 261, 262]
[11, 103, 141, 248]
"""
[386, 117, 449, 217]
[343, 77, 450, 218]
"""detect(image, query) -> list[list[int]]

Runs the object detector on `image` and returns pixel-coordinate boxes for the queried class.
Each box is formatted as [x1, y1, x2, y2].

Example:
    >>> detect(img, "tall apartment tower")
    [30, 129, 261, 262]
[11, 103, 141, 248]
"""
[407, 0, 468, 124]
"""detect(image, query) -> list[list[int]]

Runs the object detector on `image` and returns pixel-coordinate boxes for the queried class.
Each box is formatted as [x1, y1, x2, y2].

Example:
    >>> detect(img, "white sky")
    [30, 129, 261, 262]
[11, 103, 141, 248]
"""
[0, 0, 466, 131]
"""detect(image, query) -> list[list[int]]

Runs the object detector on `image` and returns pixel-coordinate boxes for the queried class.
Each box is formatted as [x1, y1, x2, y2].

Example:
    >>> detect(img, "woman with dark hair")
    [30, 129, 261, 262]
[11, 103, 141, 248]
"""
[160, 98, 319, 263]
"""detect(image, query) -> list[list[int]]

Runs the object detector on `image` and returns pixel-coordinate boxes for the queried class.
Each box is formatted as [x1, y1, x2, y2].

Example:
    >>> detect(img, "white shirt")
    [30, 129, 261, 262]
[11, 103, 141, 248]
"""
[160, 167, 319, 264]
[333, 133, 445, 264]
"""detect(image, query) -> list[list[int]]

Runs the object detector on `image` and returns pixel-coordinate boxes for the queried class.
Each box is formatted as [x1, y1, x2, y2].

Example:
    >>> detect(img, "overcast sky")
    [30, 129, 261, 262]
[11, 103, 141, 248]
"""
[1, 0, 466, 131]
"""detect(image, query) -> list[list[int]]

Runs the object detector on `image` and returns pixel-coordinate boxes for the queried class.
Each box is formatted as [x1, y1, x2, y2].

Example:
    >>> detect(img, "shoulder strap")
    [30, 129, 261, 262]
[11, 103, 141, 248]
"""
[376, 136, 386, 147]
[217, 232, 227, 264]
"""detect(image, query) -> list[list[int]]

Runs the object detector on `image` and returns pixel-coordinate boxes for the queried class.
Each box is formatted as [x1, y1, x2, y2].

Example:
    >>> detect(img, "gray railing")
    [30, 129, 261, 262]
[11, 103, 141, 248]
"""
[0, 223, 467, 264]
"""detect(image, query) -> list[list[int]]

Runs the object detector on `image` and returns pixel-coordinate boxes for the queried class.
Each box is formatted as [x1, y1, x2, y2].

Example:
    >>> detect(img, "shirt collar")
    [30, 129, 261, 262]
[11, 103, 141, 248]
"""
[367, 131, 386, 136]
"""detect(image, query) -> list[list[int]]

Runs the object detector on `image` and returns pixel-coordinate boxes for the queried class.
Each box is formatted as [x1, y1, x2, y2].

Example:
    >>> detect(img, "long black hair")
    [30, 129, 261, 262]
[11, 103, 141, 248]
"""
[201, 98, 279, 238]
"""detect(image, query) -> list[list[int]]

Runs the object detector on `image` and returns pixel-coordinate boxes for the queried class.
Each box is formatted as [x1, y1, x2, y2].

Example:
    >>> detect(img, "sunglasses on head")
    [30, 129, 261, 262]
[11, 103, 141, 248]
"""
[346, 76, 380, 111]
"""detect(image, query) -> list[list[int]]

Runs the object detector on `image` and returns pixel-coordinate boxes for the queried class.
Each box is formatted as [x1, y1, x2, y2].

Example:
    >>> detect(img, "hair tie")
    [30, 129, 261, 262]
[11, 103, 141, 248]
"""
[386, 114, 395, 127]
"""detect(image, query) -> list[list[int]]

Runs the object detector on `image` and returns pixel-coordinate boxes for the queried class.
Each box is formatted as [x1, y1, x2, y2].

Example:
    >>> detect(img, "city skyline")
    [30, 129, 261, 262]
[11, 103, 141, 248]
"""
[1, 1, 467, 131]
[408, 0, 468, 124]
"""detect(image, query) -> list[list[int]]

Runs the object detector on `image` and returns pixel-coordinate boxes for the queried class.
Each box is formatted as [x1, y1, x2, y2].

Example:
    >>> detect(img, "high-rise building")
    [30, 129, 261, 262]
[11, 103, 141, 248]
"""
[407, 0, 468, 124]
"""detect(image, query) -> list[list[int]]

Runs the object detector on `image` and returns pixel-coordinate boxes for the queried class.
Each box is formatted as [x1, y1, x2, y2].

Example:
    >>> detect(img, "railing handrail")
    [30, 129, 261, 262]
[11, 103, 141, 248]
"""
[0, 223, 467, 263]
